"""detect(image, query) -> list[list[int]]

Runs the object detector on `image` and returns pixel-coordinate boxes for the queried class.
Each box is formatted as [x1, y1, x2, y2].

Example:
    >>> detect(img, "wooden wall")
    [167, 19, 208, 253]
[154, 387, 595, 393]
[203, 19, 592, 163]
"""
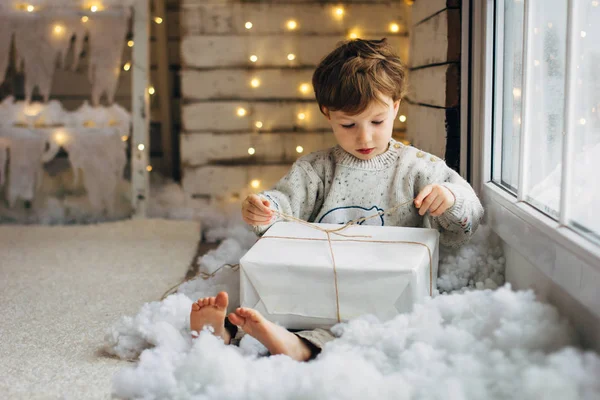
[180, 0, 411, 202]
[406, 0, 461, 171]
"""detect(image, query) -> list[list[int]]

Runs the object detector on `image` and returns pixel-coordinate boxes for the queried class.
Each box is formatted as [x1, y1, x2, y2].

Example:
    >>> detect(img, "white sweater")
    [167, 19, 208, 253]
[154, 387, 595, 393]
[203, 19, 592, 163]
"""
[255, 139, 484, 247]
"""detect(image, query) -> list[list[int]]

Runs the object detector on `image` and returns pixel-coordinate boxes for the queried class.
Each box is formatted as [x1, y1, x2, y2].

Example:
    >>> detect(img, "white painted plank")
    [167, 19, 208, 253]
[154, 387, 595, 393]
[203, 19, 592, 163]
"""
[180, 3, 409, 35]
[182, 100, 408, 132]
[408, 64, 459, 108]
[180, 131, 338, 166]
[182, 164, 291, 198]
[412, 0, 459, 26]
[410, 9, 460, 68]
[405, 103, 446, 158]
[181, 69, 314, 100]
[181, 36, 409, 68]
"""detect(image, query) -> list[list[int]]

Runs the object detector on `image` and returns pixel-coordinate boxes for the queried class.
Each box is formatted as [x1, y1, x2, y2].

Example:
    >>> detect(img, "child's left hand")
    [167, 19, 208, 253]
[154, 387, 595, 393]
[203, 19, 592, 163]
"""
[414, 184, 456, 217]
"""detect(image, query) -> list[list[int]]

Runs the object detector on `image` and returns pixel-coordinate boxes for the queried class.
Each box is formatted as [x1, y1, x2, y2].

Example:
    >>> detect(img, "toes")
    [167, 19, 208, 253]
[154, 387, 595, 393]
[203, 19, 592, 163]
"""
[215, 292, 229, 309]
[228, 312, 244, 326]
[191, 303, 200, 311]
[208, 297, 215, 306]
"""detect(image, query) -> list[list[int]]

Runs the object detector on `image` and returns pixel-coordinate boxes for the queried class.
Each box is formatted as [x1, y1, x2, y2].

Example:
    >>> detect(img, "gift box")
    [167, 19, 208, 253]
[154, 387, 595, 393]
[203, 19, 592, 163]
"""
[240, 221, 439, 330]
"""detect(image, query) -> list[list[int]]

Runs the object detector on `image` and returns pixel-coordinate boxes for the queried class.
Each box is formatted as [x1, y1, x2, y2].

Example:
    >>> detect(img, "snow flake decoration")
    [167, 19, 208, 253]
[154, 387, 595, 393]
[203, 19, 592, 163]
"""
[0, 97, 131, 212]
[0, 1, 134, 104]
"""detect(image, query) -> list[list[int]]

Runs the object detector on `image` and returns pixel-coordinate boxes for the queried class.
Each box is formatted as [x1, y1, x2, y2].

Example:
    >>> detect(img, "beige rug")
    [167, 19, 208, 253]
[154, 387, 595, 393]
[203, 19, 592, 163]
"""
[0, 219, 200, 399]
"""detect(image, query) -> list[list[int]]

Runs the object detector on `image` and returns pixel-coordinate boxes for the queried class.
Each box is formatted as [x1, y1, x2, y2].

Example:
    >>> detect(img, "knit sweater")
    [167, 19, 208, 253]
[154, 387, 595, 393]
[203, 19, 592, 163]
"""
[254, 139, 484, 247]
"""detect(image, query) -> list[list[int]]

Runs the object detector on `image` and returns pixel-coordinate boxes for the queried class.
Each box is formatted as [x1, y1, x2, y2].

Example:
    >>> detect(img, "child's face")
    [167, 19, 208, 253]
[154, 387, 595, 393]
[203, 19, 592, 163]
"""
[324, 95, 400, 160]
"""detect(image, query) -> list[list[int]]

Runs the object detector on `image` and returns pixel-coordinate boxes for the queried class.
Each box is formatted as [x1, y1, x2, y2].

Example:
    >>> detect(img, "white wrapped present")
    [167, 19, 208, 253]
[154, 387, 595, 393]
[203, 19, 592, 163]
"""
[240, 221, 439, 330]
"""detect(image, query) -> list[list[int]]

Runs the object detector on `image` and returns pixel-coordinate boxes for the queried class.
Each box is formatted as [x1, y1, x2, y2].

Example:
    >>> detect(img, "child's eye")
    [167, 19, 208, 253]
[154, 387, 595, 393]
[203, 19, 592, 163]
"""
[341, 123, 355, 128]
[372, 120, 384, 125]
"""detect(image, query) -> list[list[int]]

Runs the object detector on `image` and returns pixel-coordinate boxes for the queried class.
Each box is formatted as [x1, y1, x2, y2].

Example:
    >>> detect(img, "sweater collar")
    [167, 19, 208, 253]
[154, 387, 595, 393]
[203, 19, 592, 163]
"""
[332, 139, 400, 170]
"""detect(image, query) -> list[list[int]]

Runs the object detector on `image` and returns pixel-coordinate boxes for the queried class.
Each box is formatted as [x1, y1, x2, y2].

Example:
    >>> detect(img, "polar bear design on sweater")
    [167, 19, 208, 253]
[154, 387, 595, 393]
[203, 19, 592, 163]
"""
[317, 205, 385, 226]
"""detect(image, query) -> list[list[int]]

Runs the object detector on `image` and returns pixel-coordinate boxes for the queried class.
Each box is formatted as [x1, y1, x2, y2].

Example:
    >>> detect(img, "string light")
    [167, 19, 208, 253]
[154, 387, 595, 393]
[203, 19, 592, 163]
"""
[513, 88, 522, 98]
[248, 147, 256, 155]
[237, 108, 247, 117]
[299, 83, 311, 94]
[580, 31, 587, 38]
[154, 17, 163, 24]
[123, 62, 131, 71]
[348, 31, 359, 39]
[297, 112, 306, 120]
[255, 121, 263, 128]
[81, 16, 89, 23]
[250, 180, 261, 189]
[138, 144, 145, 151]
[127, 40, 134, 47]
[296, 146, 304, 153]
[580, 118, 586, 125]
[26, 4, 34, 12]
[333, 7, 344, 19]
[146, 165, 153, 172]
[287, 53, 296, 61]
[121, 135, 128, 142]
[249, 55, 258, 62]
[245, 21, 253, 29]
[286, 20, 298, 30]
[250, 78, 261, 88]
[54, 130, 68, 145]
[53, 25, 64, 35]
[399, 115, 407, 122]
[90, 5, 98, 12]
[389, 23, 400, 33]
[148, 86, 155, 95]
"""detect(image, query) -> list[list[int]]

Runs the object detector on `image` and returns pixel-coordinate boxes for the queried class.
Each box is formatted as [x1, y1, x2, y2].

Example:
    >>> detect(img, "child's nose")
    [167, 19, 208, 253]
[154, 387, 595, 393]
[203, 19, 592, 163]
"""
[357, 126, 373, 143]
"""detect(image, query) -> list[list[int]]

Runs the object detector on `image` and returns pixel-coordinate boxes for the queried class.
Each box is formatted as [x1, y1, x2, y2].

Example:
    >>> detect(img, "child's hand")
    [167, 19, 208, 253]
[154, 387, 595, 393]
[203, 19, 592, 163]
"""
[242, 194, 274, 226]
[414, 184, 456, 217]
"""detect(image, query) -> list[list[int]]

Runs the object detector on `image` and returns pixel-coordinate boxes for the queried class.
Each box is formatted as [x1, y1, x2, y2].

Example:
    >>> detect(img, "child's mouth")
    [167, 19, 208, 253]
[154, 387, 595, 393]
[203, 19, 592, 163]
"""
[357, 148, 375, 155]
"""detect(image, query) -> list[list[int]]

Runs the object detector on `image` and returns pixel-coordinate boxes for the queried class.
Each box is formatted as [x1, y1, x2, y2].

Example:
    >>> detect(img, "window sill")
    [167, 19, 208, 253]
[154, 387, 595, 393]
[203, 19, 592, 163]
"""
[483, 182, 600, 319]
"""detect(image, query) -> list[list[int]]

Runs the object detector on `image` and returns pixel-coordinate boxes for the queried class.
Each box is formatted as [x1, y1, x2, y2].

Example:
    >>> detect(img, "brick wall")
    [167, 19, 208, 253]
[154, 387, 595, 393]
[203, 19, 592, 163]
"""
[406, 0, 461, 171]
[179, 0, 411, 202]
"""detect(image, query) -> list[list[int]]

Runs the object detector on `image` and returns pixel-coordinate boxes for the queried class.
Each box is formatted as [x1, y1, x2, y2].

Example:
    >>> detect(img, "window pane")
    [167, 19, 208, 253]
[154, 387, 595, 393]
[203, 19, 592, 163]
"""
[525, 0, 567, 218]
[494, 0, 525, 192]
[569, 0, 600, 240]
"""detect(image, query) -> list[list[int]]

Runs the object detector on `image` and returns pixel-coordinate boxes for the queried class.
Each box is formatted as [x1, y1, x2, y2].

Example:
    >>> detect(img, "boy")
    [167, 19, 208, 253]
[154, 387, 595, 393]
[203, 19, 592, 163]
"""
[190, 39, 484, 362]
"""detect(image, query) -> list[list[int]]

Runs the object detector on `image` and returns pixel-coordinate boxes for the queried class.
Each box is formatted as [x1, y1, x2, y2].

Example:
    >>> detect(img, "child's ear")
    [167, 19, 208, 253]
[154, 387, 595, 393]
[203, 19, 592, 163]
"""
[321, 106, 331, 120]
[393, 100, 401, 115]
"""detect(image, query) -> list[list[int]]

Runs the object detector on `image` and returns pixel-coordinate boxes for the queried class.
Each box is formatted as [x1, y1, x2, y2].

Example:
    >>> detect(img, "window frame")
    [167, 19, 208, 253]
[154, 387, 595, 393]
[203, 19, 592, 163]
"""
[470, 0, 600, 317]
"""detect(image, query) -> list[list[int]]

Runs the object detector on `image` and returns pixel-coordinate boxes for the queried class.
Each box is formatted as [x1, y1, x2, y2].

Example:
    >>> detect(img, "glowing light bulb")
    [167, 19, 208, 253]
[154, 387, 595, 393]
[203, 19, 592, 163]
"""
[249, 55, 258, 62]
[250, 78, 261, 88]
[248, 147, 256, 155]
[286, 20, 298, 30]
[349, 31, 359, 39]
[146, 165, 153, 172]
[245, 21, 253, 29]
[335, 7, 344, 16]
[297, 113, 306, 120]
[250, 180, 260, 189]
[580, 118, 586, 125]
[90, 5, 98, 12]
[154, 17, 163, 24]
[389, 23, 400, 33]
[237, 108, 247, 117]
[287, 53, 296, 61]
[138, 144, 145, 151]
[399, 115, 407, 122]
[299, 83, 311, 94]
[513, 88, 522, 98]
[581, 31, 587, 38]
[255, 121, 263, 128]
[54, 25, 64, 34]
[123, 62, 131, 71]
[121, 135, 128, 142]
[148, 86, 155, 95]
[296, 146, 304, 153]
[26, 5, 34, 12]
[81, 16, 89, 22]
[54, 131, 68, 145]
[127, 40, 134, 47]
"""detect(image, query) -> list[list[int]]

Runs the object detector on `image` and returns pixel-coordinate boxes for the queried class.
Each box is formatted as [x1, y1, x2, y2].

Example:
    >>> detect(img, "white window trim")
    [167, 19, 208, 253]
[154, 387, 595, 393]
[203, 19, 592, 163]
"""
[469, 0, 600, 318]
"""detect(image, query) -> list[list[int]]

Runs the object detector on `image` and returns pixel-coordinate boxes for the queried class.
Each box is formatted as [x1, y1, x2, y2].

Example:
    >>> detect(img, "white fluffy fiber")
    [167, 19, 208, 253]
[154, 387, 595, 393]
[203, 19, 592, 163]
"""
[103, 199, 600, 399]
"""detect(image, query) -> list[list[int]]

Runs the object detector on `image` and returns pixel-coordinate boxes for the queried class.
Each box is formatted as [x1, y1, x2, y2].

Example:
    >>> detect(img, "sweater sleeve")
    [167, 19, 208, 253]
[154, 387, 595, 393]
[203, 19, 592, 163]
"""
[252, 159, 324, 235]
[409, 156, 484, 247]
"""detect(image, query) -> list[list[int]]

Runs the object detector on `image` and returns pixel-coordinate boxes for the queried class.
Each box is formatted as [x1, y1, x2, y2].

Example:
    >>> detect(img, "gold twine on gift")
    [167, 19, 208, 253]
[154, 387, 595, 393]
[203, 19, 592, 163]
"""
[261, 199, 434, 324]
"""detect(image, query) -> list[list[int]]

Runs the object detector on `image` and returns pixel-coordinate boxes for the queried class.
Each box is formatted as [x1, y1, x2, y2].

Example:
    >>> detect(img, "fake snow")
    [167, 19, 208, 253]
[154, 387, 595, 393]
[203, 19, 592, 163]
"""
[102, 191, 600, 399]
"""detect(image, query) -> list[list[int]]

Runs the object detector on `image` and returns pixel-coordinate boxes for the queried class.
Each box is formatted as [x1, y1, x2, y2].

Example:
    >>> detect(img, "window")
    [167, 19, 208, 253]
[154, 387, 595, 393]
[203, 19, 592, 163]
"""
[492, 0, 600, 243]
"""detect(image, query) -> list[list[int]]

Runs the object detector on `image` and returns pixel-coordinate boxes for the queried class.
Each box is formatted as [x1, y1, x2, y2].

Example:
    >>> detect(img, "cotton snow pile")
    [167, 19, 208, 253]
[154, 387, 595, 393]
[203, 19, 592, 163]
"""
[103, 205, 600, 399]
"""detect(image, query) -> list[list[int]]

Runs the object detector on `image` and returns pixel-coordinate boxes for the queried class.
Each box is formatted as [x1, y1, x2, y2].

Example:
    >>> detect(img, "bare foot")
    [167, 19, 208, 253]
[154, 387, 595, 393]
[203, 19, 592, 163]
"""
[190, 292, 230, 344]
[228, 308, 312, 362]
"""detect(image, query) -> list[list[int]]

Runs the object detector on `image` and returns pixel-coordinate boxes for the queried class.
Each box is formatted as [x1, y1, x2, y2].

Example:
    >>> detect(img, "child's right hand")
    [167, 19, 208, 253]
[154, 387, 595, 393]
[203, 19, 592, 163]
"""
[242, 194, 274, 226]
